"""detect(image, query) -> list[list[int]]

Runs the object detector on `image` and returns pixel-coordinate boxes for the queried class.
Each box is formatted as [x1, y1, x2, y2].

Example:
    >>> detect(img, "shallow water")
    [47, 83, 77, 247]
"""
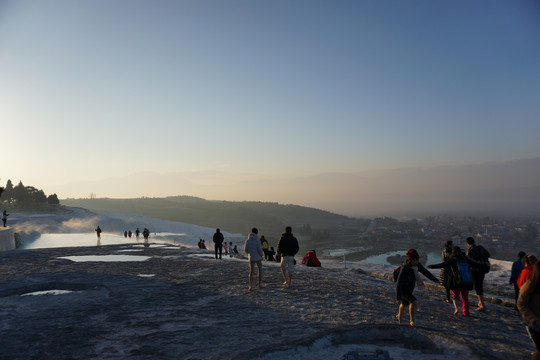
[59, 255, 151, 262]
[22, 232, 186, 249]
[360, 251, 441, 266]
[23, 233, 137, 249]
[21, 290, 78, 296]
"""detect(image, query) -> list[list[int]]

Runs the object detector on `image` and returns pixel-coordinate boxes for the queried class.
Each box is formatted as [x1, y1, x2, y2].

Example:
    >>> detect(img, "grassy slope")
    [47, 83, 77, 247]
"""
[61, 196, 350, 236]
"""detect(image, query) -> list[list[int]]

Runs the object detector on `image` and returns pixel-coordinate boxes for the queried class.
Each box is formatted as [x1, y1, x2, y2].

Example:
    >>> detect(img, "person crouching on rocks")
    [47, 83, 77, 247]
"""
[395, 249, 439, 327]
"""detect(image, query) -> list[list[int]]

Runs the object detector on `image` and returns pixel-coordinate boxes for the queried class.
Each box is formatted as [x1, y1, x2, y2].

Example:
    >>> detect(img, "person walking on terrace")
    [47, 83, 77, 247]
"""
[277, 226, 299, 287]
[396, 249, 439, 327]
[244, 227, 264, 291]
[518, 255, 538, 290]
[511, 251, 527, 310]
[466, 237, 491, 312]
[213, 228, 224, 259]
[260, 235, 269, 260]
[440, 240, 454, 303]
[95, 225, 102, 240]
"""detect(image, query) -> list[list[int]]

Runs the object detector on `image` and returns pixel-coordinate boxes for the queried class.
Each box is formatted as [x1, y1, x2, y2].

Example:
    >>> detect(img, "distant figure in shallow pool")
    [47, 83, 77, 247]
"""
[142, 228, 150, 247]
[95, 226, 102, 239]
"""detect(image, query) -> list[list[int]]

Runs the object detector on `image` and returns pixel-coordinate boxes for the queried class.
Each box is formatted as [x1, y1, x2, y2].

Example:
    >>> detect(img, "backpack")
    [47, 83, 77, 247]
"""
[393, 266, 402, 282]
[477, 245, 491, 273]
[452, 260, 473, 289]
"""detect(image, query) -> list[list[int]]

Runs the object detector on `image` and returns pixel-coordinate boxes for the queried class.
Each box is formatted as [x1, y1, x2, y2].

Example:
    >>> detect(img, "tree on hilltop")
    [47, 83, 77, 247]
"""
[1, 179, 56, 209]
[12, 181, 30, 204]
[47, 194, 59, 205]
[1, 180, 13, 203]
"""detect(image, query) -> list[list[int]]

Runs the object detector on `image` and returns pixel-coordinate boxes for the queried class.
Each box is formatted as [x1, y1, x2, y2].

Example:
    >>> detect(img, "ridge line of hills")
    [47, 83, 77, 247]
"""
[61, 196, 353, 236]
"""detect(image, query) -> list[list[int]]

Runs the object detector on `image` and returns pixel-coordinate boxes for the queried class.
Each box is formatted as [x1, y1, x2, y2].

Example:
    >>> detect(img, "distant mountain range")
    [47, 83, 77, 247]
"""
[57, 157, 540, 217]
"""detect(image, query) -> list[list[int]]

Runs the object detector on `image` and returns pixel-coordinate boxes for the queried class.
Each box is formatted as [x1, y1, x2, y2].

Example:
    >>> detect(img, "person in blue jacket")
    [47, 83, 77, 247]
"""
[510, 251, 526, 310]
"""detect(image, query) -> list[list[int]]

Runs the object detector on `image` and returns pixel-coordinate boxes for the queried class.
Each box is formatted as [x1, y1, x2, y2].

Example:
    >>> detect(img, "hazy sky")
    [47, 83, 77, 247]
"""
[1, 1, 539, 201]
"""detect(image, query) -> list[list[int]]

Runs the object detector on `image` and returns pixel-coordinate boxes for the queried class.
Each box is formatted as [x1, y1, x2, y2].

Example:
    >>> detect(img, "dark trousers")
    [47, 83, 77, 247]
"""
[514, 284, 520, 308]
[527, 326, 540, 357]
[215, 244, 223, 259]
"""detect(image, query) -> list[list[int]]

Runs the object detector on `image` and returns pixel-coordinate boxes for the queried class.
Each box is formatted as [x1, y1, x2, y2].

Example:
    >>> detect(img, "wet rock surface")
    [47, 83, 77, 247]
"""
[0, 244, 533, 359]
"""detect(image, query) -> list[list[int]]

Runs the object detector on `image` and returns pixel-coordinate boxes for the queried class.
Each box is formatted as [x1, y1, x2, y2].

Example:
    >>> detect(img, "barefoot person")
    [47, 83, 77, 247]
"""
[395, 249, 439, 327]
[277, 226, 299, 287]
[466, 237, 491, 311]
[244, 227, 264, 291]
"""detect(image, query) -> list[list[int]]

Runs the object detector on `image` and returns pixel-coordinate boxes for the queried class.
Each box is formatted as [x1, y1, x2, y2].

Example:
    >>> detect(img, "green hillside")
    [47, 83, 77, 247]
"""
[61, 196, 351, 236]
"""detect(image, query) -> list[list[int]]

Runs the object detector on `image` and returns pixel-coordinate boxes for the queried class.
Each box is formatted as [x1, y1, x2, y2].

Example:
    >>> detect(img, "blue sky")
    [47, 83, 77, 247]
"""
[1, 0, 539, 201]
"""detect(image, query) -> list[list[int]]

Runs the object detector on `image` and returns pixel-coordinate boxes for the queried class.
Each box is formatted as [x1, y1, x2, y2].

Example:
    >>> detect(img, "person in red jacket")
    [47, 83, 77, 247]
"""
[302, 250, 322, 267]
[519, 255, 538, 289]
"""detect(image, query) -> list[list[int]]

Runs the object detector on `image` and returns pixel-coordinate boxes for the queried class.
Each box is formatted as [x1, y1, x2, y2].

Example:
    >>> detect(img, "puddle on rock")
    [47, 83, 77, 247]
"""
[59, 255, 151, 262]
[21, 290, 79, 296]
[137, 274, 156, 278]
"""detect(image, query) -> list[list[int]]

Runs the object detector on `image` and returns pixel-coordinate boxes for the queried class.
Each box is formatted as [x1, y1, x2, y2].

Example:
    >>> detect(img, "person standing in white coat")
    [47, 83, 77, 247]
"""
[244, 227, 264, 291]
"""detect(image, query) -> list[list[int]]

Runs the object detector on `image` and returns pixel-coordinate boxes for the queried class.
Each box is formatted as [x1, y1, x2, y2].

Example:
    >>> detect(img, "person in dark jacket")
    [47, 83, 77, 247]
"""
[213, 228, 224, 259]
[429, 246, 480, 316]
[277, 226, 299, 287]
[2, 210, 10, 227]
[466, 237, 491, 311]
[396, 249, 439, 327]
[511, 251, 527, 310]
[440, 240, 454, 303]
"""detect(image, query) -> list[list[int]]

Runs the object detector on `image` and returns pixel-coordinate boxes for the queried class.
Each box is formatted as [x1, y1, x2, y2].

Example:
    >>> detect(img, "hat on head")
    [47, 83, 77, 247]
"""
[407, 249, 419, 261]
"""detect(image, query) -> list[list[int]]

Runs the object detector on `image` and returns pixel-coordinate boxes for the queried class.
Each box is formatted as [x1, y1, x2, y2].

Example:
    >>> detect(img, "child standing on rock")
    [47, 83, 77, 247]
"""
[395, 249, 439, 327]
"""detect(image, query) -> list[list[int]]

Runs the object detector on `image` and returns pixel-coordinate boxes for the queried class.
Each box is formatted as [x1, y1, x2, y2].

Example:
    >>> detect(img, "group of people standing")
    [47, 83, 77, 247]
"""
[210, 227, 300, 290]
[395, 237, 491, 327]
[94, 226, 149, 243]
[395, 237, 540, 359]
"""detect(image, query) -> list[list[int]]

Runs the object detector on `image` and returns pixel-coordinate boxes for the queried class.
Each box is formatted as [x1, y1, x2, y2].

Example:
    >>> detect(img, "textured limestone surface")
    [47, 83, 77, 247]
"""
[0, 244, 533, 359]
